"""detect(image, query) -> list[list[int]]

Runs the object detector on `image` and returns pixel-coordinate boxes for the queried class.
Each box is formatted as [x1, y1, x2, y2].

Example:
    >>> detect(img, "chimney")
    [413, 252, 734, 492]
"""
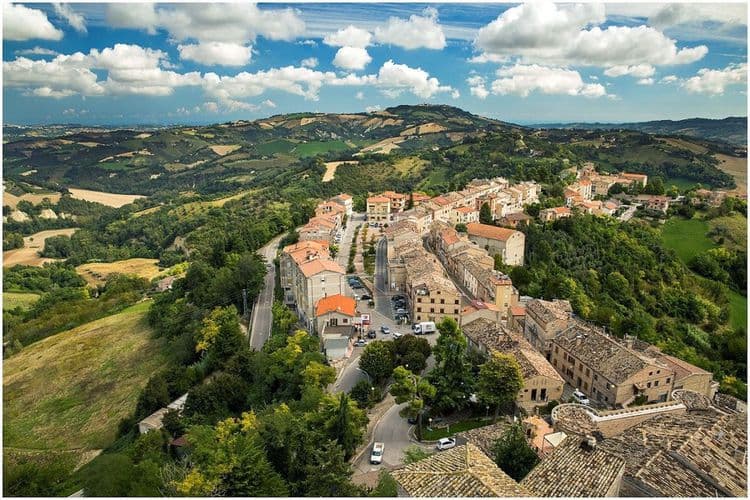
[582, 434, 597, 451]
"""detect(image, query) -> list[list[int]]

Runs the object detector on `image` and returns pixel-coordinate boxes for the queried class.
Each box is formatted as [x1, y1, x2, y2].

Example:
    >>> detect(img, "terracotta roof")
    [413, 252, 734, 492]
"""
[660, 354, 711, 379]
[335, 193, 352, 200]
[283, 240, 328, 254]
[455, 206, 476, 213]
[510, 306, 526, 316]
[431, 196, 452, 206]
[298, 258, 345, 277]
[367, 196, 390, 203]
[315, 294, 356, 317]
[466, 223, 520, 242]
[382, 190, 407, 199]
[521, 436, 626, 497]
[391, 443, 533, 497]
[553, 206, 571, 214]
[440, 228, 461, 246]
[525, 299, 571, 324]
[598, 411, 747, 497]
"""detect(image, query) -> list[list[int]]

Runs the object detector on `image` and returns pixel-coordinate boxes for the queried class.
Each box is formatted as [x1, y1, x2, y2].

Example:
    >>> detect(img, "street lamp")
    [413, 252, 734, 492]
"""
[486, 405, 490, 418]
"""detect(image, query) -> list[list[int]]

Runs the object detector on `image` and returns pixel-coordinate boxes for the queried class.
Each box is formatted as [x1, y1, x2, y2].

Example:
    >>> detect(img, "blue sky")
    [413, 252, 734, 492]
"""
[3, 2, 747, 125]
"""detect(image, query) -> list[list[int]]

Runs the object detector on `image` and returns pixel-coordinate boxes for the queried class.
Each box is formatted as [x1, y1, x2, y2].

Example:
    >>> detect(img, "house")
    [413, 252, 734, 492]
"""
[331, 193, 353, 216]
[411, 275, 462, 325]
[508, 304, 526, 332]
[497, 212, 532, 228]
[320, 324, 357, 360]
[138, 393, 188, 434]
[636, 195, 670, 214]
[539, 206, 572, 222]
[463, 318, 564, 411]
[367, 195, 391, 224]
[315, 294, 356, 333]
[597, 410, 747, 497]
[451, 205, 479, 225]
[619, 172, 648, 187]
[391, 443, 534, 497]
[381, 190, 408, 213]
[521, 436, 626, 497]
[466, 222, 525, 266]
[550, 325, 676, 407]
[522, 299, 573, 355]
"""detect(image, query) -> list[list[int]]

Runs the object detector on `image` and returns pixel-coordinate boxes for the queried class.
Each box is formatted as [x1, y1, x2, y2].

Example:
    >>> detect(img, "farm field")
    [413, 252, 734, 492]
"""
[660, 217, 716, 263]
[394, 156, 429, 175]
[295, 140, 351, 157]
[714, 154, 747, 194]
[75, 258, 162, 287]
[3, 301, 167, 451]
[209, 144, 241, 156]
[3, 228, 79, 268]
[68, 188, 145, 208]
[3, 190, 61, 209]
[3, 292, 40, 311]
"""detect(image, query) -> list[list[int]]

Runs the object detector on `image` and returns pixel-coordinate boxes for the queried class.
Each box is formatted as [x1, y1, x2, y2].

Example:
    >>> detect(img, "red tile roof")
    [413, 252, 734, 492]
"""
[466, 223, 519, 242]
[367, 196, 390, 203]
[299, 258, 345, 277]
[316, 294, 357, 317]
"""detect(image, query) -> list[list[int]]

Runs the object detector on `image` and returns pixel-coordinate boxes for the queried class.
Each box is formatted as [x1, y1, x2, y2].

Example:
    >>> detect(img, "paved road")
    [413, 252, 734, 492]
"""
[353, 402, 425, 473]
[618, 203, 640, 221]
[249, 234, 283, 350]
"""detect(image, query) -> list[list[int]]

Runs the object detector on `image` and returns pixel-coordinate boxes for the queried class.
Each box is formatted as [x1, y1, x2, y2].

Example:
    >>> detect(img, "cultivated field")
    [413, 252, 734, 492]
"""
[3, 190, 62, 209]
[3, 302, 168, 451]
[358, 136, 406, 154]
[210, 144, 242, 156]
[394, 156, 428, 175]
[400, 122, 447, 136]
[75, 258, 162, 287]
[68, 188, 145, 208]
[3, 292, 40, 311]
[659, 137, 708, 154]
[323, 161, 359, 182]
[714, 154, 747, 194]
[3, 228, 79, 268]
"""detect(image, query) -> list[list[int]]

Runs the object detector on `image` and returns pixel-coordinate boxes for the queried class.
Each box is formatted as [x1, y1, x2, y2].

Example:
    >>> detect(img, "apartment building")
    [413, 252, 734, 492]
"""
[381, 190, 408, 212]
[411, 275, 462, 324]
[550, 325, 676, 407]
[331, 193, 353, 216]
[466, 222, 525, 266]
[366, 195, 391, 224]
[298, 215, 338, 242]
[523, 298, 573, 356]
[280, 240, 346, 330]
[539, 206, 572, 222]
[451, 205, 479, 225]
[579, 167, 649, 197]
[463, 318, 564, 411]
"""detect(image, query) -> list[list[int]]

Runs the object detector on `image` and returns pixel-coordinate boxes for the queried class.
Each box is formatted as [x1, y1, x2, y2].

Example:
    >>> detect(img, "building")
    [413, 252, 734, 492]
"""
[451, 205, 479, 225]
[367, 195, 391, 224]
[381, 190, 408, 213]
[298, 215, 337, 242]
[320, 324, 356, 360]
[463, 318, 564, 411]
[331, 193, 353, 216]
[411, 274, 462, 324]
[497, 212, 532, 228]
[315, 294, 356, 333]
[138, 393, 188, 434]
[636, 194, 670, 214]
[550, 325, 676, 407]
[521, 435, 626, 497]
[597, 409, 747, 497]
[279, 240, 346, 330]
[523, 299, 573, 355]
[539, 206, 572, 222]
[466, 222, 525, 266]
[391, 444, 534, 497]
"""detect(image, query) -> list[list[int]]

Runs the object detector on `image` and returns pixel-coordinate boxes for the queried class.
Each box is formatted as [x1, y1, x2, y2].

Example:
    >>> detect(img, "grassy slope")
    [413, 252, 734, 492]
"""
[3, 301, 167, 451]
[75, 258, 162, 287]
[660, 217, 716, 263]
[3, 292, 40, 311]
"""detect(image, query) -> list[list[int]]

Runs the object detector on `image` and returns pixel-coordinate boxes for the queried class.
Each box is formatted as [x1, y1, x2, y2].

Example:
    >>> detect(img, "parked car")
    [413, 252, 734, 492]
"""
[395, 308, 407, 315]
[436, 437, 456, 451]
[368, 300, 375, 307]
[393, 332, 403, 339]
[370, 442, 384, 464]
[572, 389, 590, 405]
[354, 339, 367, 347]
[380, 326, 391, 334]
[352, 283, 364, 289]
[367, 330, 377, 339]
[360, 294, 372, 300]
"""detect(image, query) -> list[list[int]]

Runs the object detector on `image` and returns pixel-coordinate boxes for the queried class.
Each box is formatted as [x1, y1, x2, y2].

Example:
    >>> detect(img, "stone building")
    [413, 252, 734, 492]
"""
[466, 222, 525, 266]
[522, 298, 573, 356]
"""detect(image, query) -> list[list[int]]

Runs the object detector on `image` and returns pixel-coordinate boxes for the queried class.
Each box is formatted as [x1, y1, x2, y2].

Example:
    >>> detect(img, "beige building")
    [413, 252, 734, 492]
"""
[466, 222, 525, 266]
[367, 195, 391, 224]
[463, 318, 564, 411]
[523, 299, 573, 356]
[280, 240, 346, 330]
[451, 205, 479, 225]
[550, 325, 676, 407]
[539, 206, 572, 222]
[411, 275, 462, 324]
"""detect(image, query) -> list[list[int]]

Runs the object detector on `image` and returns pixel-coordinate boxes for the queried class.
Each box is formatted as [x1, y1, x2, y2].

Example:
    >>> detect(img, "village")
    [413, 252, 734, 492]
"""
[273, 164, 747, 496]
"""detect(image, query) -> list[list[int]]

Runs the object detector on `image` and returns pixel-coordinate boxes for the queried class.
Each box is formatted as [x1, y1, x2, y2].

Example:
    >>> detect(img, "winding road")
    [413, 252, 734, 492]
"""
[249, 234, 284, 350]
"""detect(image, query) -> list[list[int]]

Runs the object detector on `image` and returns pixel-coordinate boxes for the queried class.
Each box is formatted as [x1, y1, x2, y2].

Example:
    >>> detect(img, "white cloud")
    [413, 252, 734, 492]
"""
[4, 3, 64, 41]
[178, 42, 252, 66]
[374, 7, 446, 50]
[637, 78, 654, 85]
[682, 63, 747, 95]
[467, 75, 489, 99]
[202, 101, 219, 113]
[262, 99, 276, 108]
[4, 44, 202, 98]
[366, 105, 381, 112]
[490, 64, 608, 98]
[604, 64, 655, 78]
[332, 47, 372, 70]
[323, 25, 372, 48]
[647, 4, 747, 29]
[105, 3, 305, 66]
[53, 3, 86, 33]
[374, 60, 454, 98]
[15, 46, 58, 56]
[451, 89, 460, 99]
[301, 57, 318, 68]
[660, 75, 678, 83]
[474, 2, 707, 68]
[106, 3, 159, 34]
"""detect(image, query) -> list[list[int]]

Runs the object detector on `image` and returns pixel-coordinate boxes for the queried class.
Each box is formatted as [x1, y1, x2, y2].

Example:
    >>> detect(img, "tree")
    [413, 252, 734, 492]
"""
[403, 445, 432, 464]
[480, 202, 493, 224]
[428, 318, 474, 413]
[135, 374, 170, 419]
[162, 409, 185, 438]
[313, 393, 368, 460]
[477, 351, 524, 421]
[455, 223, 468, 233]
[359, 341, 395, 383]
[492, 424, 539, 481]
[196, 306, 245, 370]
[350, 379, 382, 409]
[390, 366, 436, 431]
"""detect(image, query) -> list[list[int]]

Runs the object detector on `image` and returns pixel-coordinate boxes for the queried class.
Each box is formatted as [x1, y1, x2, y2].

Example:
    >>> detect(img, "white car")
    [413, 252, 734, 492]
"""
[572, 389, 590, 405]
[436, 437, 456, 451]
[393, 332, 403, 339]
[370, 442, 384, 464]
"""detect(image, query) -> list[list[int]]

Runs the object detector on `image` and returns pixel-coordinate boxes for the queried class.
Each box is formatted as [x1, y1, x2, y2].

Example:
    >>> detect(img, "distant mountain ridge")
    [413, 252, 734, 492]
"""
[532, 116, 747, 147]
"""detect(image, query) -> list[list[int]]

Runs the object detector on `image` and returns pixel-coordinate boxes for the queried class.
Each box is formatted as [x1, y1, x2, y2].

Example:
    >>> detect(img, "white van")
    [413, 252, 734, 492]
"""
[370, 442, 384, 464]
[412, 321, 437, 335]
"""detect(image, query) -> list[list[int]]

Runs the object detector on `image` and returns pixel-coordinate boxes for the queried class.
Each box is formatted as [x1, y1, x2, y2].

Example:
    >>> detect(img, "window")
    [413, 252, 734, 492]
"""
[430, 308, 434, 313]
[441, 299, 445, 304]
[540, 388, 547, 400]
[666, 377, 671, 383]
[594, 374, 598, 381]
[647, 382, 651, 388]
[655, 381, 659, 387]
[454, 309, 459, 314]
[583, 382, 588, 390]
[454, 300, 459, 305]
[586, 368, 590, 376]
[531, 389, 537, 401]
[604, 396, 608, 402]
[649, 371, 653, 376]
[440, 308, 444, 314]
[657, 370, 660, 374]
[430, 298, 435, 304]
[555, 346, 559, 353]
